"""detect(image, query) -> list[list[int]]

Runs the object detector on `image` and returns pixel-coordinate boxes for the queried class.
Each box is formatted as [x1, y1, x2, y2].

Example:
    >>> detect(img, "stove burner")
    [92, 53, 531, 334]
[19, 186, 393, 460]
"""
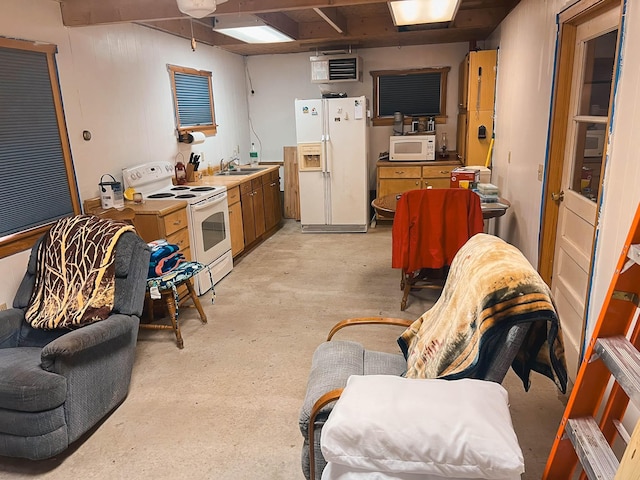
[191, 186, 216, 192]
[171, 186, 190, 191]
[175, 194, 196, 199]
[147, 193, 175, 199]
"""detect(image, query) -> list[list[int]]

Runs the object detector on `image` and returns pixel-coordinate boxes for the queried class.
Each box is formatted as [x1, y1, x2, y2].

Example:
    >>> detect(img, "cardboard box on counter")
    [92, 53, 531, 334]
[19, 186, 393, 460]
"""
[450, 167, 480, 188]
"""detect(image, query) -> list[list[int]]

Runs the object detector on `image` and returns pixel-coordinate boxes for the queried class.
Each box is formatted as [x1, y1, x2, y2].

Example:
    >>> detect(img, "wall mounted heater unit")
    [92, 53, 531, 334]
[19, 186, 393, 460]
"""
[310, 54, 363, 83]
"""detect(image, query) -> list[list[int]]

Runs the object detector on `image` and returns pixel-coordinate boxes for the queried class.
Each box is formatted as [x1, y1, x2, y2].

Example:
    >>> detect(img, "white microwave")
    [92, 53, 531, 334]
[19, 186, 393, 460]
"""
[389, 135, 435, 161]
[584, 128, 605, 157]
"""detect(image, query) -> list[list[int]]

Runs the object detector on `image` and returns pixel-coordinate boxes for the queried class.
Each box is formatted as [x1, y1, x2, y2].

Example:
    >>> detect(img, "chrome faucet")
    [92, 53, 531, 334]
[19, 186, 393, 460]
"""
[219, 156, 240, 173]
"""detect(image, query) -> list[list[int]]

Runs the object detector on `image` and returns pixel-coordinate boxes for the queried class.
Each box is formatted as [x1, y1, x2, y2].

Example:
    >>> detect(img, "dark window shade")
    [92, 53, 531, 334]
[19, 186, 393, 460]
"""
[378, 73, 442, 117]
[0, 47, 74, 238]
[174, 72, 213, 127]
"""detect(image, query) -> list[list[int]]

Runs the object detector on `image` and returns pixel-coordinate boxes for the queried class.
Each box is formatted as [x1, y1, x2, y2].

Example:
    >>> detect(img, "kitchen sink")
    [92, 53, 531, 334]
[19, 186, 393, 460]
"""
[215, 168, 266, 176]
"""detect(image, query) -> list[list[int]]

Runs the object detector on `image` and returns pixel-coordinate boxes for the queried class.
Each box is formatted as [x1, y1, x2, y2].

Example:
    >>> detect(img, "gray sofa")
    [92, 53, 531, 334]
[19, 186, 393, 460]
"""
[0, 229, 150, 460]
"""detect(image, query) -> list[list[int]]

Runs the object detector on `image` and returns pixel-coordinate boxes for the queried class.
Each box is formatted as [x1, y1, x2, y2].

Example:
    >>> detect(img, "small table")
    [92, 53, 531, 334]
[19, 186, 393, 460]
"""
[371, 192, 510, 224]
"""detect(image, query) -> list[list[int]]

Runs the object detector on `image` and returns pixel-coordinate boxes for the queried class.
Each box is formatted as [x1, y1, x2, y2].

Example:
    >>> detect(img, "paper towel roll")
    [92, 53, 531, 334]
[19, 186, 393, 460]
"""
[187, 131, 206, 144]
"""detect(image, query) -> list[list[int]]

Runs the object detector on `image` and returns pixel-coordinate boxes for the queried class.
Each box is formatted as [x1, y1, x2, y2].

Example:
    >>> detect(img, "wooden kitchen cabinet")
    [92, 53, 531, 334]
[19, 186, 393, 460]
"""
[227, 185, 244, 258]
[457, 50, 497, 166]
[133, 202, 191, 260]
[240, 178, 266, 246]
[376, 160, 459, 200]
[263, 169, 282, 232]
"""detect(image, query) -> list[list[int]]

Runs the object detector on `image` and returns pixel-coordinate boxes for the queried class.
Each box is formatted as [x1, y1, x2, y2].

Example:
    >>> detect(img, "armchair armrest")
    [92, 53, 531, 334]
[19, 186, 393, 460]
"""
[0, 308, 25, 348]
[327, 317, 412, 341]
[40, 313, 138, 372]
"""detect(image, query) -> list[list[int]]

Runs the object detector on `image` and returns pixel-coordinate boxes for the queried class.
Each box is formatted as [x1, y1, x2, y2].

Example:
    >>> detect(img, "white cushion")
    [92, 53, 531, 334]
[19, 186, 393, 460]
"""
[322, 462, 506, 480]
[320, 375, 524, 479]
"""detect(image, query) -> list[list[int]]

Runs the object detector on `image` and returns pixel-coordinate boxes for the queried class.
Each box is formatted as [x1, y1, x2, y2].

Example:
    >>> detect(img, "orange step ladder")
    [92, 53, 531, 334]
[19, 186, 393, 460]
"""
[543, 203, 640, 479]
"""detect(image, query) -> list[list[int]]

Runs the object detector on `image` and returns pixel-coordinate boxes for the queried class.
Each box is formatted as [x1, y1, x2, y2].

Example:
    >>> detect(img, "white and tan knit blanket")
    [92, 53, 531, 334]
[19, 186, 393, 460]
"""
[25, 215, 134, 329]
[398, 233, 568, 393]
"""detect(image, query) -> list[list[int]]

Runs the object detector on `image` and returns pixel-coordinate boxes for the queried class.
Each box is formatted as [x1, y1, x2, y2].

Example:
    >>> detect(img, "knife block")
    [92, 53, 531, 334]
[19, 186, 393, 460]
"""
[186, 163, 195, 182]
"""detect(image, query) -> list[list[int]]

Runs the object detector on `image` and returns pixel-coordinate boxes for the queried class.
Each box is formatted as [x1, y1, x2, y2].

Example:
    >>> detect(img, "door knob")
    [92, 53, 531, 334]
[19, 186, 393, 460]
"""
[551, 190, 565, 202]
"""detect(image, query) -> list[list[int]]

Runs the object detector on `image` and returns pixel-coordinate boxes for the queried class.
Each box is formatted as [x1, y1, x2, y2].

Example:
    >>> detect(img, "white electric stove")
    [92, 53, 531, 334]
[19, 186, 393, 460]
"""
[122, 161, 233, 295]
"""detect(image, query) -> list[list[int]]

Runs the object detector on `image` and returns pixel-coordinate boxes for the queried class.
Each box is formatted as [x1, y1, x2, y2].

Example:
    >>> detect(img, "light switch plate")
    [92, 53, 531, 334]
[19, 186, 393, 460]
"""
[538, 164, 544, 182]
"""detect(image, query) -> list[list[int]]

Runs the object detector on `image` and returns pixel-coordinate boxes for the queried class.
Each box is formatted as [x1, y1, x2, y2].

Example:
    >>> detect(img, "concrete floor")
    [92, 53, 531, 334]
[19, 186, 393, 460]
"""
[0, 220, 568, 479]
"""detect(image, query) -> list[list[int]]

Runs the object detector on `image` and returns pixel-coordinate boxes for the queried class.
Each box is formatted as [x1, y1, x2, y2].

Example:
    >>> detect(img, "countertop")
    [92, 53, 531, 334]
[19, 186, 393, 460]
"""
[120, 164, 280, 214]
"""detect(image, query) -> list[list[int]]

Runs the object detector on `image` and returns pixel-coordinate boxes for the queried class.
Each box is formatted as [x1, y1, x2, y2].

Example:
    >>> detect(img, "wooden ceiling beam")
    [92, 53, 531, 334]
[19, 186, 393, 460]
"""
[255, 12, 300, 40]
[140, 19, 239, 47]
[60, 0, 390, 27]
[313, 8, 348, 34]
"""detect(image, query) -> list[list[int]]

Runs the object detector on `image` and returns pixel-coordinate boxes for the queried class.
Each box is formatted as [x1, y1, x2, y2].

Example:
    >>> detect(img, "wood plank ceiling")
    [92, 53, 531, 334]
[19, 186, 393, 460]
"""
[59, 0, 522, 56]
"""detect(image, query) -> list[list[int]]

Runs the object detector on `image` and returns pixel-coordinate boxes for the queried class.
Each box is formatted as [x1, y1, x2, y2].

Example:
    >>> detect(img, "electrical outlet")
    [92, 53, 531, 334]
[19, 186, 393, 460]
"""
[0, 303, 7, 311]
[538, 164, 544, 182]
[199, 151, 205, 163]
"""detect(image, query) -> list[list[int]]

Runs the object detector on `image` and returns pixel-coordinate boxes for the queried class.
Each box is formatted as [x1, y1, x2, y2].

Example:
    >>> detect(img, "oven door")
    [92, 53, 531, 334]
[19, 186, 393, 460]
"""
[188, 192, 233, 293]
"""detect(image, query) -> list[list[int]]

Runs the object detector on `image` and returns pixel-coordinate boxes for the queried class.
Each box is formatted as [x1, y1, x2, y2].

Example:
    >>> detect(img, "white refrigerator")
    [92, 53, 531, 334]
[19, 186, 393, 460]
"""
[294, 96, 369, 233]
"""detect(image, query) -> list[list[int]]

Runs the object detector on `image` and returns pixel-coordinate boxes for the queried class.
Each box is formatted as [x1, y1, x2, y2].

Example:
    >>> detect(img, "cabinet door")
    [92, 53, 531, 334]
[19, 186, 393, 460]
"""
[468, 50, 497, 112]
[456, 112, 468, 164]
[228, 201, 244, 257]
[253, 184, 266, 238]
[378, 178, 422, 197]
[264, 177, 281, 231]
[241, 191, 257, 245]
[458, 56, 469, 110]
[466, 110, 494, 166]
[424, 177, 451, 189]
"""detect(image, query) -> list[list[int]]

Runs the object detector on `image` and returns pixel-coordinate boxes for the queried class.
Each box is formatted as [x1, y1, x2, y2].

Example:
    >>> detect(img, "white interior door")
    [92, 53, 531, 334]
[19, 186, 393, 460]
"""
[551, 7, 619, 379]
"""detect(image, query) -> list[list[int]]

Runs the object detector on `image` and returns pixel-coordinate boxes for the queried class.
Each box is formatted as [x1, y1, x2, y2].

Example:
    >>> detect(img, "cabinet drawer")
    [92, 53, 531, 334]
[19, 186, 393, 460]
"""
[162, 208, 188, 237]
[422, 166, 454, 178]
[379, 166, 422, 178]
[167, 227, 190, 253]
[240, 180, 252, 195]
[227, 185, 241, 205]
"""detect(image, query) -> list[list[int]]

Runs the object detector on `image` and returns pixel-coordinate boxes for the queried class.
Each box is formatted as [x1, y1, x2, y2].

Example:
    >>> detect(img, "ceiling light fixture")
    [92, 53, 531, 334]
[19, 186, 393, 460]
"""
[388, 0, 461, 26]
[213, 14, 294, 44]
[176, 0, 228, 19]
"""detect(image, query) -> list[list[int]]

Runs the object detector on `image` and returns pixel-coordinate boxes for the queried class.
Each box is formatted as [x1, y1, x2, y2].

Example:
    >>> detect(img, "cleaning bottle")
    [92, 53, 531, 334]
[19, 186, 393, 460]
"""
[250, 143, 259, 167]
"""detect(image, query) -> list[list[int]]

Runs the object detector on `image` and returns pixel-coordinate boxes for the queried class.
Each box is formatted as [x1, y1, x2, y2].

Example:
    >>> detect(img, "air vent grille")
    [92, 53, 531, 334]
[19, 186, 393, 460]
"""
[310, 54, 362, 83]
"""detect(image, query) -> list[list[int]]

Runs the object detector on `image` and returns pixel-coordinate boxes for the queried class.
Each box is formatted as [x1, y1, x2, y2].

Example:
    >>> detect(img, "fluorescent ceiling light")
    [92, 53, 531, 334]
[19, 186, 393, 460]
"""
[213, 14, 294, 43]
[389, 0, 461, 26]
[215, 26, 293, 43]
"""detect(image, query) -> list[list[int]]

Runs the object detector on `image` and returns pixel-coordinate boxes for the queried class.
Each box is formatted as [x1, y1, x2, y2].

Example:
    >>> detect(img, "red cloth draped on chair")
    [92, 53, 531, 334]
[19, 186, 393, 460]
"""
[392, 188, 484, 310]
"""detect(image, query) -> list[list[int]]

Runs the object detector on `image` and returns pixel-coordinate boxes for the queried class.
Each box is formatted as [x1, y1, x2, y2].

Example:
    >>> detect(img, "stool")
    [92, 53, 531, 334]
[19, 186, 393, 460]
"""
[142, 262, 210, 349]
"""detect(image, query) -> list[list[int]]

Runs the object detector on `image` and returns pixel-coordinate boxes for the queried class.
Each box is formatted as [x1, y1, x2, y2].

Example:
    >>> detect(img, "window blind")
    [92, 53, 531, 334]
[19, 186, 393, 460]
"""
[379, 72, 442, 117]
[0, 47, 74, 238]
[174, 72, 213, 127]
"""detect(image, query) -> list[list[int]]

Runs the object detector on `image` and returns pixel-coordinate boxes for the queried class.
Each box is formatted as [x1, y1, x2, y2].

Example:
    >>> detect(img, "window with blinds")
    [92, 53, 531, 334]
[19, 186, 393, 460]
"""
[168, 65, 217, 136]
[0, 38, 80, 258]
[370, 67, 450, 127]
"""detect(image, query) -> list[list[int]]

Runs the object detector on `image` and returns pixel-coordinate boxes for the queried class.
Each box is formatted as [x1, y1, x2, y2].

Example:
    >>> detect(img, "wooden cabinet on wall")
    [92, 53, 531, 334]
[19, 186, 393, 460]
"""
[376, 160, 460, 199]
[240, 178, 266, 246]
[227, 185, 244, 258]
[457, 50, 497, 166]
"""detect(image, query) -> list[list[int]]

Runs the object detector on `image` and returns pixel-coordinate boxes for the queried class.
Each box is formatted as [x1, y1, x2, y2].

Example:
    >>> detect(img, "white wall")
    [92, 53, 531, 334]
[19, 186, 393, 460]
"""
[0, 0, 250, 305]
[245, 43, 470, 187]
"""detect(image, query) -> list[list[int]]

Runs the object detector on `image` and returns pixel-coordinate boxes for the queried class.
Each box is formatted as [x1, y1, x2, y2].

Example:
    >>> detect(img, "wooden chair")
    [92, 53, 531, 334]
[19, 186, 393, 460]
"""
[392, 189, 484, 311]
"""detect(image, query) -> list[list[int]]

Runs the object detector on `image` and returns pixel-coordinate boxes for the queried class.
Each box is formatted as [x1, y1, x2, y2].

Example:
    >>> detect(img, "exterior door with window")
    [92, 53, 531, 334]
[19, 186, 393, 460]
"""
[549, 7, 619, 378]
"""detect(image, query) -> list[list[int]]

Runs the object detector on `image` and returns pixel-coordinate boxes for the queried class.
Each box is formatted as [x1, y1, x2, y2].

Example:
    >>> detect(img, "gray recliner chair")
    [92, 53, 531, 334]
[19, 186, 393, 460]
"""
[299, 233, 568, 480]
[0, 227, 150, 460]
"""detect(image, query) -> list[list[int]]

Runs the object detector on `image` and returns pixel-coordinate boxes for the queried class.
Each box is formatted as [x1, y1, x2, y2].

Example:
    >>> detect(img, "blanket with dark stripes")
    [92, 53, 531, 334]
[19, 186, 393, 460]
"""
[397, 233, 568, 393]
